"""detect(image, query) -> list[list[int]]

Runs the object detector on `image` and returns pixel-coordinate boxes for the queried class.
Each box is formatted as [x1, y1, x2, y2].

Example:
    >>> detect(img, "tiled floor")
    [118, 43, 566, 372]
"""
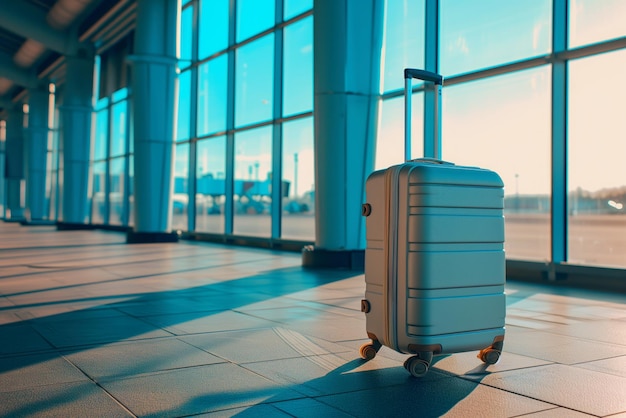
[1, 222, 625, 418]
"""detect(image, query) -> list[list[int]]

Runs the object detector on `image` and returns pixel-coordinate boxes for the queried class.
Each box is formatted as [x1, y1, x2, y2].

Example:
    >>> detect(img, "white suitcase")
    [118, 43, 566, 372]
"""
[359, 69, 506, 377]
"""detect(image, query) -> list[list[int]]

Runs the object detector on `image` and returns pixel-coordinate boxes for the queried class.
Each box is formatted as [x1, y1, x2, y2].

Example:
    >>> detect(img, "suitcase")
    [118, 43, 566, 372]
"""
[359, 69, 506, 377]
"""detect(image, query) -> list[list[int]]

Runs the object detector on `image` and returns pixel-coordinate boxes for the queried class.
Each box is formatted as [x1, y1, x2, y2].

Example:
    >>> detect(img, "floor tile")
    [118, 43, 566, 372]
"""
[430, 350, 553, 378]
[0, 324, 54, 355]
[195, 403, 292, 417]
[182, 327, 351, 364]
[242, 352, 451, 398]
[503, 329, 626, 364]
[272, 397, 355, 417]
[516, 407, 598, 417]
[0, 353, 89, 392]
[0, 381, 132, 417]
[63, 338, 225, 380]
[318, 377, 552, 418]
[479, 363, 626, 416]
[100, 363, 302, 416]
[142, 310, 278, 335]
[30, 314, 172, 348]
[574, 355, 626, 378]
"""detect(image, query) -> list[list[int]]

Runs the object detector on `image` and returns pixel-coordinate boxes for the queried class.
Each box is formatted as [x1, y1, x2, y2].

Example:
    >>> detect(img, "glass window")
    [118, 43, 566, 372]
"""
[178, 69, 192, 141]
[376, 92, 423, 170]
[236, 0, 274, 42]
[196, 136, 226, 233]
[284, 0, 312, 20]
[180, 4, 194, 68]
[443, 67, 551, 261]
[569, 0, 626, 48]
[568, 50, 626, 268]
[94, 106, 108, 161]
[440, 0, 551, 76]
[199, 0, 229, 59]
[197, 55, 228, 136]
[172, 143, 190, 231]
[283, 16, 313, 116]
[91, 161, 106, 224]
[282, 117, 314, 240]
[381, 0, 425, 93]
[108, 157, 126, 225]
[235, 34, 274, 127]
[110, 100, 127, 157]
[233, 126, 272, 237]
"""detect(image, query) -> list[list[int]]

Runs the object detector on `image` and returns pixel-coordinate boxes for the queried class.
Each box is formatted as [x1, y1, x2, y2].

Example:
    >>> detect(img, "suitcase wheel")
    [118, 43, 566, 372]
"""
[404, 356, 429, 378]
[478, 348, 501, 365]
[359, 340, 382, 360]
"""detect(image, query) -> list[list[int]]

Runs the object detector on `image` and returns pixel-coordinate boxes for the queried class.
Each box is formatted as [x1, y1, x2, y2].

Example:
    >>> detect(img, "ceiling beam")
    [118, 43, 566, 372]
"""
[0, 1, 69, 54]
[0, 51, 40, 88]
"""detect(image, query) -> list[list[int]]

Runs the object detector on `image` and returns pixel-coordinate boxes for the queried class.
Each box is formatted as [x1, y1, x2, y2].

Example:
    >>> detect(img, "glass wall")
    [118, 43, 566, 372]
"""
[177, 0, 314, 241]
[89, 88, 131, 227]
[568, 49, 626, 268]
[380, 0, 626, 269]
[443, 67, 551, 261]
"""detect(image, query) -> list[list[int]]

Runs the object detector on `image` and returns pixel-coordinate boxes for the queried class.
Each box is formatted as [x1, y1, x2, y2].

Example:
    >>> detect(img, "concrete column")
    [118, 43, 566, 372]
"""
[24, 85, 50, 223]
[0, 126, 5, 218]
[58, 51, 94, 228]
[126, 0, 179, 243]
[4, 107, 25, 221]
[302, 0, 384, 269]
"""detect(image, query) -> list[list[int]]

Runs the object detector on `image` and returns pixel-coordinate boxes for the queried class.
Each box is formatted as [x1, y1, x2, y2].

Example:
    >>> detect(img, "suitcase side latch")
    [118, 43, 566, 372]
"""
[361, 299, 371, 313]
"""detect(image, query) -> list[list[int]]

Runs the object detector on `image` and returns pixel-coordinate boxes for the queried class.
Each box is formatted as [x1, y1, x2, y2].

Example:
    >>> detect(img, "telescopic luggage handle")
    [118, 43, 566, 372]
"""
[404, 68, 443, 161]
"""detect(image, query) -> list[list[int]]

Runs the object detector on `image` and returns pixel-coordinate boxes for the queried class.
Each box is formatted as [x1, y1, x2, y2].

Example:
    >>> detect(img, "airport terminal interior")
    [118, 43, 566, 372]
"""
[0, 0, 625, 416]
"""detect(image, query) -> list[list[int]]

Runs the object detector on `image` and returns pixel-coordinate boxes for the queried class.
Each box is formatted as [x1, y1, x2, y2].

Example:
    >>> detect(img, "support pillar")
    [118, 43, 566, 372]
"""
[4, 107, 25, 222]
[24, 85, 51, 224]
[302, 0, 384, 269]
[126, 0, 179, 243]
[58, 51, 94, 228]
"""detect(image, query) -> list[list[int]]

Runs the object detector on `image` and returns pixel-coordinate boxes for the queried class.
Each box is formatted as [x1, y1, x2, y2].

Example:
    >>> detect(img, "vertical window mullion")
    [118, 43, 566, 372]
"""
[271, 1, 284, 239]
[423, 0, 439, 159]
[551, 0, 568, 269]
[224, 0, 237, 235]
[188, 0, 199, 232]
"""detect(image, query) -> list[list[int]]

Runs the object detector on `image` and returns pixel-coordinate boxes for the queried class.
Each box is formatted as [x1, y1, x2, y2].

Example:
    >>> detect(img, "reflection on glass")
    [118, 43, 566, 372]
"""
[199, 0, 228, 59]
[178, 70, 192, 141]
[197, 55, 228, 136]
[91, 161, 106, 224]
[381, 0, 425, 92]
[110, 100, 127, 157]
[376, 93, 423, 170]
[94, 101, 108, 161]
[172, 143, 189, 231]
[180, 4, 193, 67]
[284, 0, 312, 20]
[443, 67, 551, 261]
[235, 35, 274, 127]
[569, 0, 626, 48]
[196, 136, 226, 233]
[108, 157, 125, 225]
[440, 0, 551, 76]
[234, 126, 272, 237]
[283, 16, 313, 116]
[568, 50, 626, 268]
[282, 117, 314, 240]
[236, 0, 274, 42]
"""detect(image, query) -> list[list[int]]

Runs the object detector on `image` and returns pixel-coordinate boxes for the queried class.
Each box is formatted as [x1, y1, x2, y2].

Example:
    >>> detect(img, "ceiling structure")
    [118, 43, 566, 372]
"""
[0, 0, 137, 115]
